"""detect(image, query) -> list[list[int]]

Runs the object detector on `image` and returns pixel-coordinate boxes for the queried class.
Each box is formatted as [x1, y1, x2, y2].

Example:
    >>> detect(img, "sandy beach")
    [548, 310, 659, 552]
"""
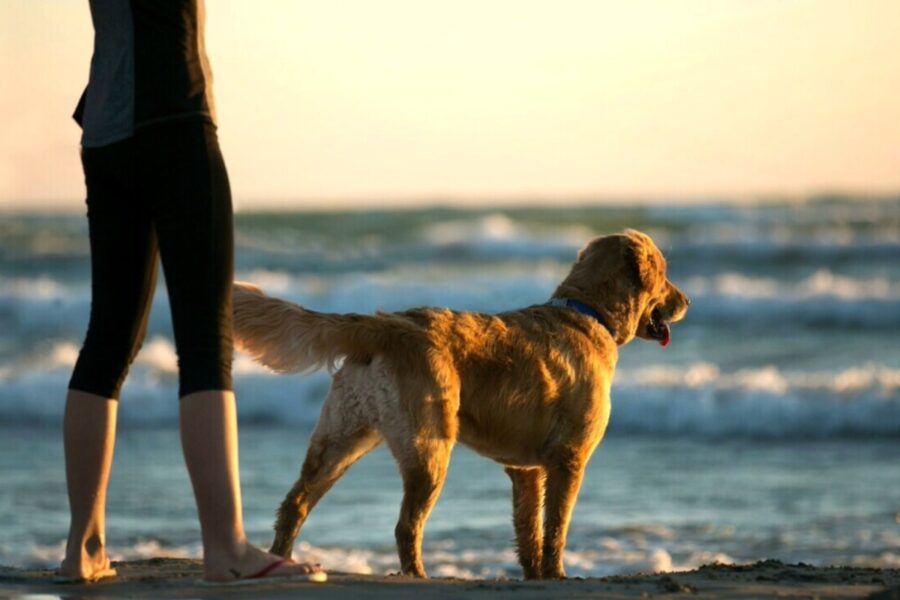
[1, 558, 898, 599]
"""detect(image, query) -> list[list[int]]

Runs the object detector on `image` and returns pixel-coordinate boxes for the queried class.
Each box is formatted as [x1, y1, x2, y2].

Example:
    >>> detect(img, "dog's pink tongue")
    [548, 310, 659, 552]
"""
[659, 323, 671, 348]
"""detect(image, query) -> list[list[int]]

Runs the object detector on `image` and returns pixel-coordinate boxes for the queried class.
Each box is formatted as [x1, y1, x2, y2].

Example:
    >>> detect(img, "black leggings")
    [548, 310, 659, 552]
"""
[69, 121, 234, 399]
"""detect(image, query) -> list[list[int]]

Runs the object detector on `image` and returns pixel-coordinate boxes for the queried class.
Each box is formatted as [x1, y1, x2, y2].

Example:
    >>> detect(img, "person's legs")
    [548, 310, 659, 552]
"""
[179, 391, 243, 567]
[180, 390, 321, 580]
[145, 123, 322, 580]
[62, 138, 159, 581]
[59, 390, 119, 581]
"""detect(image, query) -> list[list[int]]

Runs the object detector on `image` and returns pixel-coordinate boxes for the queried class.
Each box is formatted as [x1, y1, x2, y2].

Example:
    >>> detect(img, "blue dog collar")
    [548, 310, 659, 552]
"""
[549, 298, 608, 330]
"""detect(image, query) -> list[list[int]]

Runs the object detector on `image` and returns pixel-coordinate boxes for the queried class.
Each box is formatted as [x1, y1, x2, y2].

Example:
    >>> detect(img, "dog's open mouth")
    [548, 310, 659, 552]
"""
[648, 309, 671, 347]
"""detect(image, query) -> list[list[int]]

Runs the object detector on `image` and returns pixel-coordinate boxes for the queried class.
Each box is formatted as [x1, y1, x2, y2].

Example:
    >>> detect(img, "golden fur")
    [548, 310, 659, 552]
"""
[232, 229, 689, 579]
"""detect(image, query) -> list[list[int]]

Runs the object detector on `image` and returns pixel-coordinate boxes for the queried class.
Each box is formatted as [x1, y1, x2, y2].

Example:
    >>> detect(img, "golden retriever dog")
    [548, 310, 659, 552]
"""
[232, 229, 689, 579]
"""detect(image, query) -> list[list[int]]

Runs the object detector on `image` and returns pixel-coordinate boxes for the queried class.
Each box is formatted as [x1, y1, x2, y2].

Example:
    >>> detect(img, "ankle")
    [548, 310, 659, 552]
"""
[84, 532, 106, 555]
[202, 537, 253, 567]
[61, 538, 112, 578]
[66, 531, 107, 560]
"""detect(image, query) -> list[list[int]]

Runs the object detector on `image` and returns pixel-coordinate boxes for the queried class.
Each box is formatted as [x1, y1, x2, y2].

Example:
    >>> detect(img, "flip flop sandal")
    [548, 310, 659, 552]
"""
[201, 558, 327, 586]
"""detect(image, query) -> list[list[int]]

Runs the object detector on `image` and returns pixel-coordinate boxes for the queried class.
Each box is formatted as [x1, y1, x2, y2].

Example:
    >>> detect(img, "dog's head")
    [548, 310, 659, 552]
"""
[553, 229, 689, 347]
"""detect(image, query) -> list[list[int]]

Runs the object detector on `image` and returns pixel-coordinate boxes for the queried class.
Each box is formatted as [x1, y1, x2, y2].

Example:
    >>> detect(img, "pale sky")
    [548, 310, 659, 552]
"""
[1, 0, 899, 211]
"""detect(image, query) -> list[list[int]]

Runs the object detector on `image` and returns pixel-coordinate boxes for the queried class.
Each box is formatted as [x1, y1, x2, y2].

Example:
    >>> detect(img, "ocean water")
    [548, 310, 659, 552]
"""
[1, 196, 899, 577]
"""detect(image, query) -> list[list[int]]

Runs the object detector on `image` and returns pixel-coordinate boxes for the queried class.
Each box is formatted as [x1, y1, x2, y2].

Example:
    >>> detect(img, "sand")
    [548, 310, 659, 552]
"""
[2, 558, 898, 599]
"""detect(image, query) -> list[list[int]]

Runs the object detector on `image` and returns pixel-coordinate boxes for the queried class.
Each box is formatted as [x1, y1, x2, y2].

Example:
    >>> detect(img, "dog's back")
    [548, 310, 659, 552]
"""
[235, 283, 616, 470]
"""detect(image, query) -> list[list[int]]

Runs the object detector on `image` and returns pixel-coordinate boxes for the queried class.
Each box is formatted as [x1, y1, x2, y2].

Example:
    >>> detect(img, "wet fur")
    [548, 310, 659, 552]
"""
[232, 229, 689, 579]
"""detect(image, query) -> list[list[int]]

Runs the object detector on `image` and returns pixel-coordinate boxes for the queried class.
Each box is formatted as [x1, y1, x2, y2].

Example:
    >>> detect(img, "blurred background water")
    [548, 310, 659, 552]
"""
[1, 195, 898, 577]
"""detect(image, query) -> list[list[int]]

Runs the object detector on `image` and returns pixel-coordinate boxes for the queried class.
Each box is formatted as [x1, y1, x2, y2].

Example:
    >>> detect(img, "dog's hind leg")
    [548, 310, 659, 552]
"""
[505, 466, 546, 579]
[270, 371, 382, 557]
[270, 424, 381, 557]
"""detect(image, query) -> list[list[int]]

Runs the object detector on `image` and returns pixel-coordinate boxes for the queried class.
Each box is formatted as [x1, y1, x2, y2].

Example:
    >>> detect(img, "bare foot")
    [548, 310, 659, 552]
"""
[57, 548, 117, 583]
[203, 543, 325, 583]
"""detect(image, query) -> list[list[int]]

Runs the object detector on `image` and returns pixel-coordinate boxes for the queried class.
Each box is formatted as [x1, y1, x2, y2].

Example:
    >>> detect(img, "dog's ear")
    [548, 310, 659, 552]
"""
[576, 234, 652, 285]
[622, 230, 661, 290]
[576, 237, 602, 262]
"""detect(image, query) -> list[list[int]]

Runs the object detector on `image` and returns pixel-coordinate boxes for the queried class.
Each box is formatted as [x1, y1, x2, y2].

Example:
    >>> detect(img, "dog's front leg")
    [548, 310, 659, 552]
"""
[540, 460, 586, 579]
[505, 467, 545, 579]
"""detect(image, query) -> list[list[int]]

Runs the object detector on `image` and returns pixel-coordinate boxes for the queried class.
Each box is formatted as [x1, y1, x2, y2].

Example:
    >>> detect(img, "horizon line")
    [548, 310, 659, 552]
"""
[1, 189, 898, 215]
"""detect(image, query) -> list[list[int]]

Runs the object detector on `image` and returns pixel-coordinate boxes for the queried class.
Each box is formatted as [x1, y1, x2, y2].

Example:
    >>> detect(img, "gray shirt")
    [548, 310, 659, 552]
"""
[75, 0, 216, 147]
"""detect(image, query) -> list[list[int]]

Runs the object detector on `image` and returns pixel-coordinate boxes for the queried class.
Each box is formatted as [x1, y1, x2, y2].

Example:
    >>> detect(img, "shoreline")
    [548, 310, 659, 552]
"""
[2, 558, 898, 599]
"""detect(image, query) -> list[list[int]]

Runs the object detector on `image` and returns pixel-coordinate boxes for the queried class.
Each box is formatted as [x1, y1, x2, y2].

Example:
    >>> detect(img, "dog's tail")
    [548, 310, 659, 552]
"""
[232, 281, 422, 373]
